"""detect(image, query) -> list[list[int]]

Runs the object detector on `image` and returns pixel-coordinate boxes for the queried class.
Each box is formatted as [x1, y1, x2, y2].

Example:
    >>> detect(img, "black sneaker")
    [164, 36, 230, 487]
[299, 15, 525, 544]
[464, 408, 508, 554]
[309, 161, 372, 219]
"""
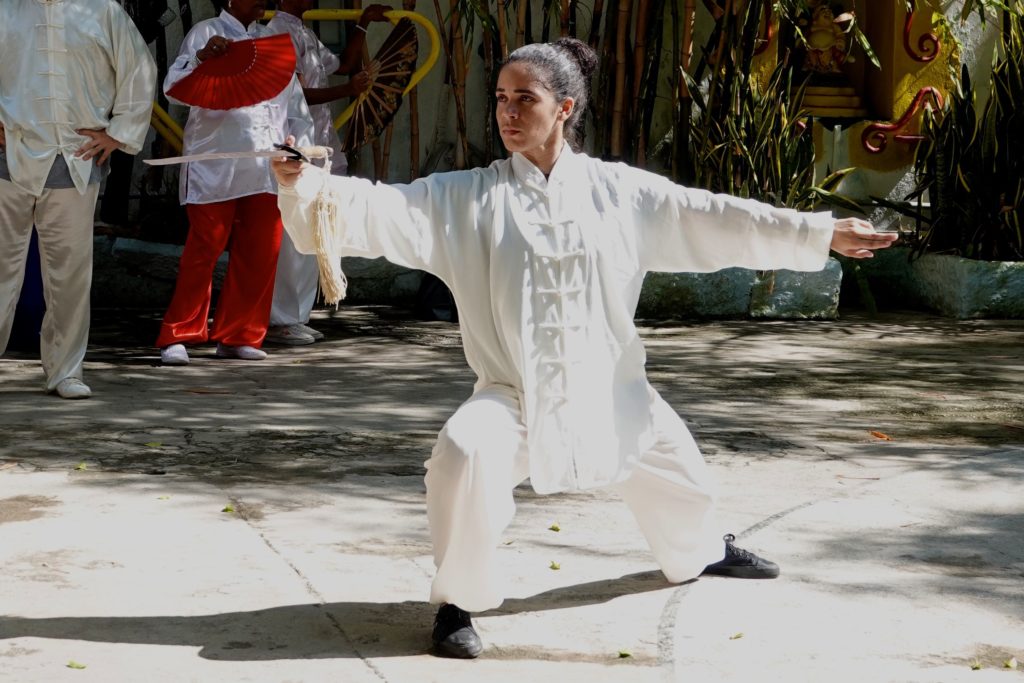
[431, 603, 483, 659]
[701, 534, 780, 579]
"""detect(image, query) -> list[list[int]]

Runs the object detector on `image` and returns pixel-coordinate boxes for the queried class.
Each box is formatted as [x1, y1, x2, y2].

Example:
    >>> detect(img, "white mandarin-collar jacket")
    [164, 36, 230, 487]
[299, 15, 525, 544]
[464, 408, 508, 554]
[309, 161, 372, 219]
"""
[0, 0, 157, 197]
[278, 145, 835, 494]
[265, 11, 345, 171]
[166, 10, 314, 205]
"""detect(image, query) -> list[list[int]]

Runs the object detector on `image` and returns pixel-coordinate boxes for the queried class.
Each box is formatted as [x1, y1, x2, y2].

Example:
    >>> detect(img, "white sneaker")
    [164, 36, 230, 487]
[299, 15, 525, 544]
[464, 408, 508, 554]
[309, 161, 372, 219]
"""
[54, 378, 92, 399]
[216, 343, 268, 360]
[294, 322, 325, 341]
[160, 343, 190, 366]
[265, 324, 316, 346]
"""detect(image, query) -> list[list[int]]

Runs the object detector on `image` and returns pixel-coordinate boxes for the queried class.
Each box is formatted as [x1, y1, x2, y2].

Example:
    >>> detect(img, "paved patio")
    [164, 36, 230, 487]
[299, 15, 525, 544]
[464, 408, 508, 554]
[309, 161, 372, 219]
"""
[1, 307, 1022, 682]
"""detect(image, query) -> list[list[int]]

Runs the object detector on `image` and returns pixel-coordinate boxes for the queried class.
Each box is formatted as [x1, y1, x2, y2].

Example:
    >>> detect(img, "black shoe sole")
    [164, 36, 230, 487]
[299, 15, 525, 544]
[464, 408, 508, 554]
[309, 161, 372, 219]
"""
[701, 565, 780, 579]
[433, 640, 484, 659]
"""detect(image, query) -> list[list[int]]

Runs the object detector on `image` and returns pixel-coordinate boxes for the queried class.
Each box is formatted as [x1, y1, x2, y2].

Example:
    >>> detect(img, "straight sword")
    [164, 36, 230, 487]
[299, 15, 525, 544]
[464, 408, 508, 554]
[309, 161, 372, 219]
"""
[143, 143, 330, 166]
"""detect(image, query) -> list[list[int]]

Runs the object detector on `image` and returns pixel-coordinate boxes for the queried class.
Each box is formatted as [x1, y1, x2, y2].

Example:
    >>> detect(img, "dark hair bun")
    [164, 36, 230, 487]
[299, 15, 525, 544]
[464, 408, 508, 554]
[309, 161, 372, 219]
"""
[553, 37, 598, 80]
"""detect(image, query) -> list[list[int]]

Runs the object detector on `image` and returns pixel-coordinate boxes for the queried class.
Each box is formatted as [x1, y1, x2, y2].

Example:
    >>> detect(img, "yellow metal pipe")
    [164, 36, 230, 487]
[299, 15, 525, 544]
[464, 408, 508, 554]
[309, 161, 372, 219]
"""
[262, 9, 439, 130]
[150, 102, 184, 152]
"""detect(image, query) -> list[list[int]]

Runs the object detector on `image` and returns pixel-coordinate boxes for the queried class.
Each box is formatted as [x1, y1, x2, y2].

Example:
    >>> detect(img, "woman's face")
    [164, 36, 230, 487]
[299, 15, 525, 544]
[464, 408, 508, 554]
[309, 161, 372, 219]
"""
[495, 62, 571, 157]
[227, 0, 267, 26]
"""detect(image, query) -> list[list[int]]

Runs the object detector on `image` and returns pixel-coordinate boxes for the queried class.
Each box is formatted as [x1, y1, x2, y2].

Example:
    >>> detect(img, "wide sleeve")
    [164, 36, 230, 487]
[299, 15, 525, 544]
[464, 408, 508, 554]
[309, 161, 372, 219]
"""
[318, 42, 341, 75]
[624, 165, 835, 274]
[277, 165, 491, 282]
[284, 78, 315, 148]
[103, 4, 158, 154]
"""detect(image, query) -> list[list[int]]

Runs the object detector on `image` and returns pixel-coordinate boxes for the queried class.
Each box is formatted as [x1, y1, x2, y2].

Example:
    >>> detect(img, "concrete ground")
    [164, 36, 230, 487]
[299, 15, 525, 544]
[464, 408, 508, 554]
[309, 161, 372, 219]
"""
[1, 307, 1022, 683]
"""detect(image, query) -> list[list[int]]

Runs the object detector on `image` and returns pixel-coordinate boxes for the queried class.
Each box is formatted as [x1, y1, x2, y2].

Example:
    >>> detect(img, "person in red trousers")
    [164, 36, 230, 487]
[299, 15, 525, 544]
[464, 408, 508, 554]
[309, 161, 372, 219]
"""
[157, 0, 313, 365]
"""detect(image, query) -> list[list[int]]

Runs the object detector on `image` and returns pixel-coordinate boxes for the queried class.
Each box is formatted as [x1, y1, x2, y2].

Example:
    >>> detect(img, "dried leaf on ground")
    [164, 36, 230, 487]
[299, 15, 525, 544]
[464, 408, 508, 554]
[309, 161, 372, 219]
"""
[222, 504, 236, 513]
[729, 632, 744, 640]
[548, 522, 561, 532]
[618, 650, 632, 658]
[549, 561, 560, 570]
[66, 661, 86, 669]
[74, 463, 87, 471]
[869, 431, 893, 441]
[144, 442, 162, 448]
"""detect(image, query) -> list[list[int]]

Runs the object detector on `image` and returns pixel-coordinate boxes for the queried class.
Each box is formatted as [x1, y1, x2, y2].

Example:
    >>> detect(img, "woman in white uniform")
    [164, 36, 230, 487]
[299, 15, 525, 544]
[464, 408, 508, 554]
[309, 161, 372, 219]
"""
[156, 0, 314, 365]
[273, 38, 898, 658]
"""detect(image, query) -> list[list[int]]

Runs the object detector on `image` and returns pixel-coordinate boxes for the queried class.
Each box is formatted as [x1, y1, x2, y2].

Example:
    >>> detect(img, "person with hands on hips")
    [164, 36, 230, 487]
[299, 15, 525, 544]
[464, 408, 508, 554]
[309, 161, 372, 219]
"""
[264, 1, 393, 346]
[273, 38, 897, 659]
[156, 0, 314, 366]
[0, 0, 156, 399]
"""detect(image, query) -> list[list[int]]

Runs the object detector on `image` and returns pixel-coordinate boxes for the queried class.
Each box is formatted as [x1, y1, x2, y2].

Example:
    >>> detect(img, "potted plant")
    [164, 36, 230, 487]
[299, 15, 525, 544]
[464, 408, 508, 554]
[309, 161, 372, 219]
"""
[876, 4, 1024, 318]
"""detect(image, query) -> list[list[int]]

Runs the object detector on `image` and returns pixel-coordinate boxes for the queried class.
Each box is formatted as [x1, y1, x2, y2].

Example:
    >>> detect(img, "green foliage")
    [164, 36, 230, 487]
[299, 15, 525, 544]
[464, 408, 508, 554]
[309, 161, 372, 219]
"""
[675, 2, 856, 212]
[899, 6, 1024, 260]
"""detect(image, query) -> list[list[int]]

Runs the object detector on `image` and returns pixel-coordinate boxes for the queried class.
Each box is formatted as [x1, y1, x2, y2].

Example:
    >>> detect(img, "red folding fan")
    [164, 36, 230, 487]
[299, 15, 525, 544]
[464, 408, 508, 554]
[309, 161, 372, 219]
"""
[168, 33, 297, 110]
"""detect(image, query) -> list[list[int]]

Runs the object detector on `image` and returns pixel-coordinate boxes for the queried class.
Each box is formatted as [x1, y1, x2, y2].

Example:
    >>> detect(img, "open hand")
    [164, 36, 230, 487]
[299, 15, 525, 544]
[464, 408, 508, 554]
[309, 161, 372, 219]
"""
[829, 218, 899, 258]
[272, 135, 306, 188]
[75, 129, 123, 165]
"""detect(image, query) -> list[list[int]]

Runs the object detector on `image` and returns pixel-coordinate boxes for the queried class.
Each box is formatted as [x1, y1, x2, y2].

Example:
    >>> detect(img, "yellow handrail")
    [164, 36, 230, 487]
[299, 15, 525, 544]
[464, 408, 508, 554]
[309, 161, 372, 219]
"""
[151, 102, 184, 153]
[263, 9, 439, 130]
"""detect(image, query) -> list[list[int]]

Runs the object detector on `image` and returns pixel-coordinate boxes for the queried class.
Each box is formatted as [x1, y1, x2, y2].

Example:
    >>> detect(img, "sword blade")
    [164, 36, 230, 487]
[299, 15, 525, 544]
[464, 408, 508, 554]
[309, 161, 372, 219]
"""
[143, 149, 298, 166]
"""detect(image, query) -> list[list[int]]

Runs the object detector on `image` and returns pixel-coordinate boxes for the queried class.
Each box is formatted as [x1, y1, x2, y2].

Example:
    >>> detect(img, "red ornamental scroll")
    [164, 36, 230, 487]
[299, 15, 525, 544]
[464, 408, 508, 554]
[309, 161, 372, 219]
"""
[904, 0, 941, 62]
[861, 87, 944, 154]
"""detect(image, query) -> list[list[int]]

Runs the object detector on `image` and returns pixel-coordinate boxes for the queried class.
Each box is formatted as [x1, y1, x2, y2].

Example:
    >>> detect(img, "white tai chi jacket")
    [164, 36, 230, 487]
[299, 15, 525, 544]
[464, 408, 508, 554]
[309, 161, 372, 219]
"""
[166, 10, 314, 204]
[278, 145, 835, 494]
[0, 0, 156, 197]
[265, 11, 347, 174]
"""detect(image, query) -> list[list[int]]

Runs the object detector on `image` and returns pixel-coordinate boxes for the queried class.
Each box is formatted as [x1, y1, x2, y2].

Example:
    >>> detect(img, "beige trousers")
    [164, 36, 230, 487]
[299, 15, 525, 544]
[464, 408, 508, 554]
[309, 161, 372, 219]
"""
[425, 384, 726, 613]
[0, 178, 99, 390]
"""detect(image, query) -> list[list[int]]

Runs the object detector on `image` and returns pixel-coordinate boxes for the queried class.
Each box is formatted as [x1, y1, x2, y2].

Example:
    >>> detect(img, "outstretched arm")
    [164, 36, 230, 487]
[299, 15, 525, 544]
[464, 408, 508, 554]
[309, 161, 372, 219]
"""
[629, 165, 896, 273]
[272, 136, 491, 280]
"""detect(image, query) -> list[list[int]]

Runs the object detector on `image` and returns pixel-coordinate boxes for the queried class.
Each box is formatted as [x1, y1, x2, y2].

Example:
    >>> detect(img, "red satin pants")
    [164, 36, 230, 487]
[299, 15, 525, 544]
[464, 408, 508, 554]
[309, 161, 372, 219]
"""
[156, 193, 282, 348]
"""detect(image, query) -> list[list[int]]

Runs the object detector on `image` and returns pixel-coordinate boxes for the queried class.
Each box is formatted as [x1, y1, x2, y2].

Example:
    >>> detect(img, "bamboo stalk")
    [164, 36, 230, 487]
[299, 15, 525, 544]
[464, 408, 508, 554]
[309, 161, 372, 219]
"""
[610, 0, 632, 157]
[403, 0, 420, 179]
[451, 8, 470, 168]
[482, 1, 497, 161]
[587, 0, 605, 48]
[381, 121, 395, 178]
[630, 0, 650, 163]
[631, 0, 649, 103]
[516, 0, 528, 49]
[496, 0, 509, 59]
[431, 0, 470, 168]
[680, 0, 696, 98]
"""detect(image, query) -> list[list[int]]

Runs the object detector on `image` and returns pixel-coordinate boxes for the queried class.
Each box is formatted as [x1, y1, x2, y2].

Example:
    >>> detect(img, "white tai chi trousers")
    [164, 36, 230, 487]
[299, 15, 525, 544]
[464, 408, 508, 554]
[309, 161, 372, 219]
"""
[425, 384, 727, 613]
[269, 231, 319, 327]
[0, 178, 99, 391]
